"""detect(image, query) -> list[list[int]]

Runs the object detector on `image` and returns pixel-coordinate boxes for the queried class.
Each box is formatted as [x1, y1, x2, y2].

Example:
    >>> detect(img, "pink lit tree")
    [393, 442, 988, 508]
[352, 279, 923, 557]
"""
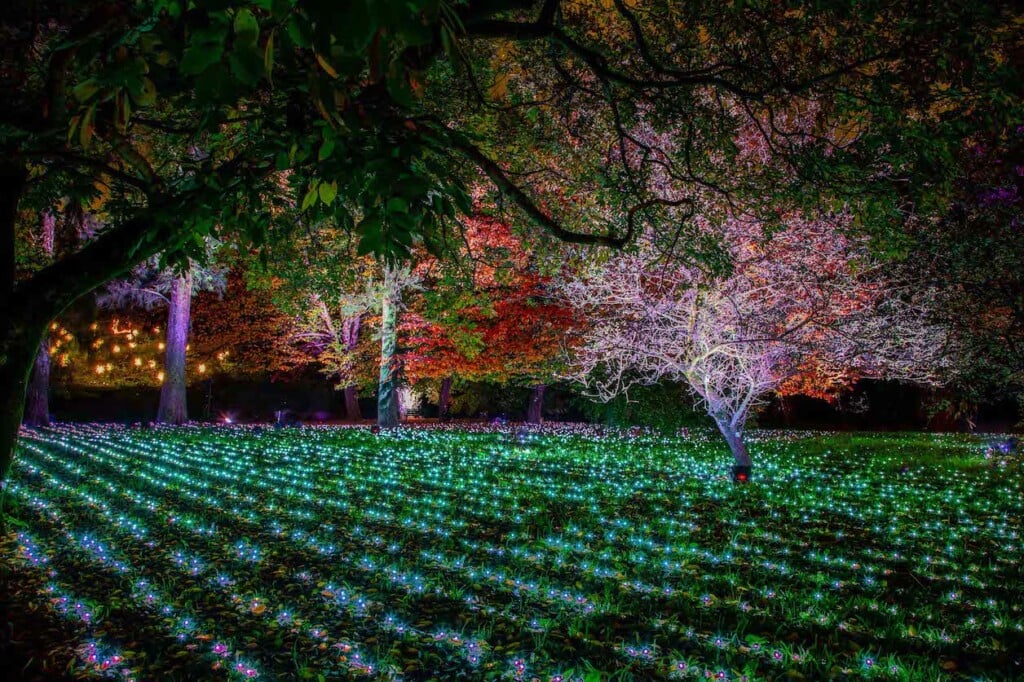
[562, 213, 953, 469]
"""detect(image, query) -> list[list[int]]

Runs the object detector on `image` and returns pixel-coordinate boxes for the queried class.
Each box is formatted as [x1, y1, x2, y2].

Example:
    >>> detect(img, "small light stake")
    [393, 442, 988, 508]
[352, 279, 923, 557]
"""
[732, 465, 751, 483]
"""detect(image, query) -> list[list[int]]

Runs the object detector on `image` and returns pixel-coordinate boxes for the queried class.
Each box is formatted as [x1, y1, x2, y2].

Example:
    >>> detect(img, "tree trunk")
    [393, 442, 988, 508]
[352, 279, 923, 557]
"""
[526, 383, 546, 424]
[23, 211, 56, 427]
[157, 273, 191, 424]
[714, 418, 753, 467]
[341, 315, 361, 420]
[377, 268, 400, 429]
[342, 385, 361, 421]
[0, 160, 30, 518]
[23, 335, 51, 426]
[438, 376, 453, 421]
[0, 323, 44, 521]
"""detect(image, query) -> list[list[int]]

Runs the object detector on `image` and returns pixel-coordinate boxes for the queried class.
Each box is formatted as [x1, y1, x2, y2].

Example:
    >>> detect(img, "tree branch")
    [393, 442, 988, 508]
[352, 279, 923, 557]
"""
[452, 137, 633, 248]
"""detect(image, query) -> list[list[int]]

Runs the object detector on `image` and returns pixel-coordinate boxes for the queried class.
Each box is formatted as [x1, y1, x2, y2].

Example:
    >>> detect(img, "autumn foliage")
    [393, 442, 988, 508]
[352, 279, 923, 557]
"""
[404, 215, 576, 387]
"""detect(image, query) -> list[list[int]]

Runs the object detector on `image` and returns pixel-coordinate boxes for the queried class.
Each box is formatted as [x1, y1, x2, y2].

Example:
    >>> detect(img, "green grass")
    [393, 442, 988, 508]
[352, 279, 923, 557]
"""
[4, 424, 1022, 680]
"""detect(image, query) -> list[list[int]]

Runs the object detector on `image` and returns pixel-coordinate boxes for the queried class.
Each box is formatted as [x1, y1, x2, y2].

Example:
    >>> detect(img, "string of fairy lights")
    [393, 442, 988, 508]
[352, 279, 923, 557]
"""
[45, 319, 229, 387]
[9, 424, 1023, 680]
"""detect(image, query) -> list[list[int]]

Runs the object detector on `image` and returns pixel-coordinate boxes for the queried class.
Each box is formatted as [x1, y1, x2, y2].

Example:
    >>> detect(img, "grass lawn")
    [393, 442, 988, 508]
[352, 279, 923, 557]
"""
[2, 424, 1022, 680]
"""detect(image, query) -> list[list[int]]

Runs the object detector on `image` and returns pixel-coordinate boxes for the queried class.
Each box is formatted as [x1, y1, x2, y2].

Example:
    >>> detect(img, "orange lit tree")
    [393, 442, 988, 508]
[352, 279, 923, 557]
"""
[404, 214, 577, 422]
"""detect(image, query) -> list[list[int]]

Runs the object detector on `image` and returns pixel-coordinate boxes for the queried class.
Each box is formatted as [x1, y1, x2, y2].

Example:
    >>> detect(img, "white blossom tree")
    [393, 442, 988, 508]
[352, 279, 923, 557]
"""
[562, 213, 953, 469]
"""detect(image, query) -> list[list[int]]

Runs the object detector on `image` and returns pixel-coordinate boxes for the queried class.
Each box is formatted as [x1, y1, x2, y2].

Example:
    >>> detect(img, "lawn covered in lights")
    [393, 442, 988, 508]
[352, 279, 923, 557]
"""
[6, 425, 1023, 681]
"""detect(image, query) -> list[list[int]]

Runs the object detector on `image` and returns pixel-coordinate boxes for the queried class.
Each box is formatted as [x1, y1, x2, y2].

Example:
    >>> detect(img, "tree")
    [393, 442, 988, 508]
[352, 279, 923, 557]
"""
[403, 214, 576, 422]
[377, 262, 420, 427]
[258, 229, 378, 422]
[97, 256, 226, 424]
[22, 211, 57, 426]
[1, 0, 1016, 508]
[563, 213, 953, 468]
[901, 124, 1024, 421]
[258, 225, 422, 425]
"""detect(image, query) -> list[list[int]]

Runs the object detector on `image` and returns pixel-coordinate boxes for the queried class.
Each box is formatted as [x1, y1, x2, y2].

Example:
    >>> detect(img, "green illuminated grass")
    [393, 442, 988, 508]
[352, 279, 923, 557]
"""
[5, 425, 1022, 680]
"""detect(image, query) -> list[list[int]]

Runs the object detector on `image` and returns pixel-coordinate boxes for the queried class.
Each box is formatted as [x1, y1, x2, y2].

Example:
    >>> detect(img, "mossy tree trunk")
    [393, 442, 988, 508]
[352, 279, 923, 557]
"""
[377, 266, 400, 429]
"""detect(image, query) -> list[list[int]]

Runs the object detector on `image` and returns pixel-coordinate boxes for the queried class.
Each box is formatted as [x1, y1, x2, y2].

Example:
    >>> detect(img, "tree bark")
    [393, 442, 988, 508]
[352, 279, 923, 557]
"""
[527, 383, 546, 424]
[23, 336, 51, 426]
[377, 267, 400, 429]
[342, 385, 361, 422]
[157, 272, 191, 424]
[714, 418, 753, 467]
[438, 376, 453, 421]
[341, 315, 362, 420]
[23, 211, 57, 427]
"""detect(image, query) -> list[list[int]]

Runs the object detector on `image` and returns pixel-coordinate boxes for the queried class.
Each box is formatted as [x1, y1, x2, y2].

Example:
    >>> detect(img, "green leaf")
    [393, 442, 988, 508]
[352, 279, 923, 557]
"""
[229, 44, 265, 85]
[318, 138, 335, 161]
[264, 30, 275, 83]
[318, 180, 338, 205]
[180, 45, 222, 76]
[357, 230, 382, 255]
[301, 185, 319, 211]
[80, 104, 97, 148]
[72, 79, 100, 103]
[285, 14, 313, 48]
[386, 197, 408, 213]
[233, 8, 259, 47]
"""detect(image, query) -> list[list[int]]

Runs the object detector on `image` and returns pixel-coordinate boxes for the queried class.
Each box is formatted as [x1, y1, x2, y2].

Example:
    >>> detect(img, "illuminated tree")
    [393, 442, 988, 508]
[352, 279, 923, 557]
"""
[265, 245, 378, 422]
[376, 262, 421, 427]
[98, 257, 226, 424]
[404, 214, 575, 422]
[564, 214, 953, 468]
[258, 222, 422, 425]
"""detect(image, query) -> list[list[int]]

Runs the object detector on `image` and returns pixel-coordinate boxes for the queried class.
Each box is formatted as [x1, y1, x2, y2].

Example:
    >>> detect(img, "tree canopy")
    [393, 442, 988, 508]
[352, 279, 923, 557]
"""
[1, 0, 1021, 486]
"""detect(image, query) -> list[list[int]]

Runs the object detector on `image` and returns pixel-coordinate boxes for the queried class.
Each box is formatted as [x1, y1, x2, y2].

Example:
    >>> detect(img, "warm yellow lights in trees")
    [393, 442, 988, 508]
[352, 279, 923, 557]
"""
[134, 358, 143, 367]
